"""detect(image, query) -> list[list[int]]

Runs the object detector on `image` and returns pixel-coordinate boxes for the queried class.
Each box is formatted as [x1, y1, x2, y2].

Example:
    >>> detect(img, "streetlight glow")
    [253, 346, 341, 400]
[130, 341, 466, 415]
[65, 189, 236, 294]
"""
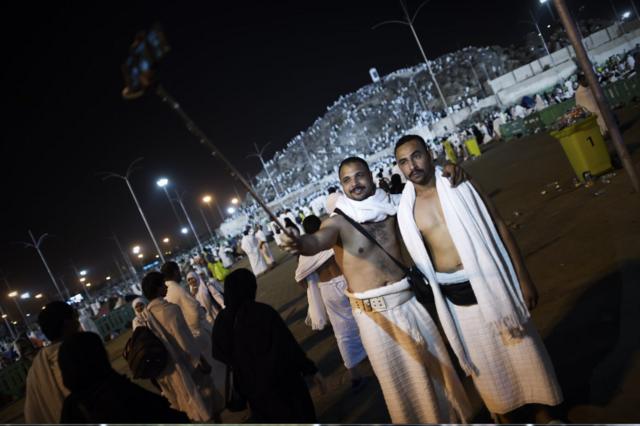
[156, 177, 169, 188]
[132, 245, 141, 254]
[35, 293, 43, 299]
[622, 11, 631, 19]
[539, 0, 548, 3]
[202, 195, 212, 204]
[227, 207, 236, 214]
[181, 227, 189, 235]
[137, 253, 144, 259]
[106, 276, 111, 281]
[231, 197, 239, 205]
[86, 283, 92, 287]
[20, 292, 30, 300]
[8, 291, 18, 298]
[162, 237, 170, 243]
[79, 277, 86, 283]
[79, 270, 87, 277]
[1, 314, 6, 319]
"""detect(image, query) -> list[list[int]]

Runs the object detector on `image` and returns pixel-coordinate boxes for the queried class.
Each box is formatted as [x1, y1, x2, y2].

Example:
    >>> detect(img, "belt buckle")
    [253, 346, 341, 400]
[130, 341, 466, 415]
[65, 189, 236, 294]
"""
[370, 296, 386, 311]
[363, 299, 373, 312]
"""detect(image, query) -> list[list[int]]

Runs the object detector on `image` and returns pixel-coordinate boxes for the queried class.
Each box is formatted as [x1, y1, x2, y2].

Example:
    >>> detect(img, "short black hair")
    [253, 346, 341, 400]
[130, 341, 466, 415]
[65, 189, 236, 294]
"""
[160, 261, 180, 280]
[302, 215, 321, 234]
[142, 271, 166, 300]
[395, 134, 429, 155]
[327, 186, 337, 194]
[38, 301, 75, 341]
[338, 156, 370, 176]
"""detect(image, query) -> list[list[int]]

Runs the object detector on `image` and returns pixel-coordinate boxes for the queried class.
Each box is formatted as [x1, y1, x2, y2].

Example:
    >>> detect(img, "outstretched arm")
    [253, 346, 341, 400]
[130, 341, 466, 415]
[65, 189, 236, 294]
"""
[469, 177, 538, 311]
[281, 216, 340, 256]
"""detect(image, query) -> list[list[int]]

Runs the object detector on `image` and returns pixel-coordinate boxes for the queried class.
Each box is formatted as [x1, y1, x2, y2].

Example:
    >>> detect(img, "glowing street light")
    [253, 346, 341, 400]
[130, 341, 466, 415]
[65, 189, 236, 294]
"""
[106, 276, 111, 281]
[1, 314, 6, 319]
[8, 291, 18, 298]
[137, 253, 144, 259]
[156, 178, 169, 188]
[162, 237, 170, 243]
[132, 245, 141, 255]
[86, 283, 92, 288]
[227, 207, 236, 215]
[35, 293, 43, 299]
[622, 11, 631, 20]
[79, 270, 87, 277]
[180, 227, 189, 235]
[202, 194, 225, 222]
[231, 197, 239, 205]
[20, 293, 30, 300]
[79, 277, 86, 283]
[202, 195, 212, 204]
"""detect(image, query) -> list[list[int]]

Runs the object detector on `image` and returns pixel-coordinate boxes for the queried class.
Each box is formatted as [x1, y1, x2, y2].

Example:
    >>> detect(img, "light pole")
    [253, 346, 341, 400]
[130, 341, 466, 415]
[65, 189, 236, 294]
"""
[107, 233, 139, 278]
[100, 158, 165, 262]
[247, 142, 282, 199]
[202, 195, 225, 222]
[0, 303, 16, 340]
[199, 207, 215, 241]
[373, 0, 449, 111]
[156, 177, 185, 230]
[157, 178, 203, 252]
[21, 231, 64, 300]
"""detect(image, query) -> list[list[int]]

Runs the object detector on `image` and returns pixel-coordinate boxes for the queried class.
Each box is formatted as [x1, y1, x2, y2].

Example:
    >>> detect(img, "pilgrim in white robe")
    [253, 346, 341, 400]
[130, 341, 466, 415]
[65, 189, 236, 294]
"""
[146, 298, 218, 421]
[240, 234, 268, 276]
[255, 229, 275, 266]
[218, 245, 234, 268]
[24, 342, 69, 423]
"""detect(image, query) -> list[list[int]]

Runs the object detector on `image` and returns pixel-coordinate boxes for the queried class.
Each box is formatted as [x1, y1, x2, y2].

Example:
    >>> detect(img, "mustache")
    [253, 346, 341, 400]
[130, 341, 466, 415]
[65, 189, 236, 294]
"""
[350, 185, 366, 193]
[409, 168, 425, 178]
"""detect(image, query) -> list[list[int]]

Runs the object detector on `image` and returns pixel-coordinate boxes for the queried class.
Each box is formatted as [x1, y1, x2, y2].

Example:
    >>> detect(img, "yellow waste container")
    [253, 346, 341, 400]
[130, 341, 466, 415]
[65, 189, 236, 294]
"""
[464, 138, 481, 157]
[550, 115, 612, 182]
[443, 140, 457, 164]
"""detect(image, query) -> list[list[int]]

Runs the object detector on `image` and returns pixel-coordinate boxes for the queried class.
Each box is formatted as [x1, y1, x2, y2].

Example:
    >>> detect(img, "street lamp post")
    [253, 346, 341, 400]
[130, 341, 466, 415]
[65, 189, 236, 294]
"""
[20, 231, 65, 300]
[156, 177, 185, 230]
[157, 178, 203, 252]
[247, 142, 282, 199]
[202, 195, 225, 222]
[199, 207, 215, 241]
[108, 233, 139, 279]
[373, 0, 449, 111]
[100, 159, 165, 262]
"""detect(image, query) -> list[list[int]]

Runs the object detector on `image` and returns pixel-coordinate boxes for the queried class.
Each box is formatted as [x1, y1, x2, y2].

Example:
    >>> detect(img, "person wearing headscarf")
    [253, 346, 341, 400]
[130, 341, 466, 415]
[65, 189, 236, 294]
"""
[186, 271, 223, 325]
[212, 268, 324, 423]
[58, 331, 189, 423]
[131, 297, 147, 330]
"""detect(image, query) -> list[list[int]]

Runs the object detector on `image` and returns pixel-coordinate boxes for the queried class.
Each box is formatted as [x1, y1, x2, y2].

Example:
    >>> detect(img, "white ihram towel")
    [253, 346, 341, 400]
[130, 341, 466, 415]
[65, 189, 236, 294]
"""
[397, 167, 529, 376]
[296, 250, 333, 330]
[333, 188, 399, 223]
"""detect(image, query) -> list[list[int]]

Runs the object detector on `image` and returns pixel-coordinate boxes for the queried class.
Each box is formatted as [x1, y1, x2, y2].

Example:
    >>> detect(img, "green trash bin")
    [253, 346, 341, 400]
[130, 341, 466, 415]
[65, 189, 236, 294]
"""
[550, 115, 613, 182]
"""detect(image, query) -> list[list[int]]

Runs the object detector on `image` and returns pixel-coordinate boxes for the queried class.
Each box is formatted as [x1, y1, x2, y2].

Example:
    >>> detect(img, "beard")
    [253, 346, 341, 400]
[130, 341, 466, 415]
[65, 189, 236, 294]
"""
[347, 183, 375, 201]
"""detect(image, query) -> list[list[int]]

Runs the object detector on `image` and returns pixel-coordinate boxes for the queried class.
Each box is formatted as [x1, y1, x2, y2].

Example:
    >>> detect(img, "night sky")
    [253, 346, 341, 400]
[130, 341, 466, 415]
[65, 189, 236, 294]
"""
[0, 0, 620, 316]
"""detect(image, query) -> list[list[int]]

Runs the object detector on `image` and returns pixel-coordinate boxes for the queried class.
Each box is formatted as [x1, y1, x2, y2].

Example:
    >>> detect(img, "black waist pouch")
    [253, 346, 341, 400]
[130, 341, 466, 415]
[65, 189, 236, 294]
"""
[441, 281, 477, 306]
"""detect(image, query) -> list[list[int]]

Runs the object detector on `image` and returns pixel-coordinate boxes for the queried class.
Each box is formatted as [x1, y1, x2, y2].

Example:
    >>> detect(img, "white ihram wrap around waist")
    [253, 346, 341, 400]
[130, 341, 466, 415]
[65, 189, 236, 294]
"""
[346, 278, 472, 424]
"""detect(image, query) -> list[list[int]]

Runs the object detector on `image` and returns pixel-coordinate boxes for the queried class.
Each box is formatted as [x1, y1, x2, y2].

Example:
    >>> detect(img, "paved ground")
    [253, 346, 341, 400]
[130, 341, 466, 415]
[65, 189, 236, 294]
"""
[3, 105, 640, 423]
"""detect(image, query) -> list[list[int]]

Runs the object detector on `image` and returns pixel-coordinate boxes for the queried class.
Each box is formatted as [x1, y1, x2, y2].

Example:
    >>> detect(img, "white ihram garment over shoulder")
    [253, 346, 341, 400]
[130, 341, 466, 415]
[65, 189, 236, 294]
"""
[397, 171, 563, 414]
[24, 342, 69, 423]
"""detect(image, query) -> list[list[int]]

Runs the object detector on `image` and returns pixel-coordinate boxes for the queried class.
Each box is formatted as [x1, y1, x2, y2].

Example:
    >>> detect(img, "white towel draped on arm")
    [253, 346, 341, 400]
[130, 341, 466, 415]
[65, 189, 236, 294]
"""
[397, 167, 529, 375]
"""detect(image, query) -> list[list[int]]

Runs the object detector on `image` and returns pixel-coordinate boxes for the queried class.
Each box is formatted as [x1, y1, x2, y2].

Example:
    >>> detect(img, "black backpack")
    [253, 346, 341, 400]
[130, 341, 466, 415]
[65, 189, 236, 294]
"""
[123, 326, 168, 379]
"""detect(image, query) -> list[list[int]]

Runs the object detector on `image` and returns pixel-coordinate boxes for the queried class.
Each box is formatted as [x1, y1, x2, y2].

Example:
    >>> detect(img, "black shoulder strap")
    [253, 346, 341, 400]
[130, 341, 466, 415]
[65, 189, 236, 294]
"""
[334, 208, 408, 274]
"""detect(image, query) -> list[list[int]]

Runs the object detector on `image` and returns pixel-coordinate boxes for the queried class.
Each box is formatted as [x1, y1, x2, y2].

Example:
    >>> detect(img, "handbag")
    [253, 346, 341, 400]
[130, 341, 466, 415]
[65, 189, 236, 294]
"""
[334, 208, 437, 319]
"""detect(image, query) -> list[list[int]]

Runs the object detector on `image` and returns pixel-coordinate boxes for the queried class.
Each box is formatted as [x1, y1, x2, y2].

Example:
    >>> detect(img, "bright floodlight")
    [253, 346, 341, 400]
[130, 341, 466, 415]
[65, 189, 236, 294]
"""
[79, 270, 87, 276]
[35, 293, 43, 299]
[79, 277, 86, 283]
[26, 313, 30, 317]
[227, 207, 236, 214]
[8, 291, 18, 298]
[132, 245, 141, 254]
[106, 276, 111, 281]
[137, 253, 144, 259]
[163, 237, 170, 243]
[86, 283, 92, 287]
[231, 197, 239, 205]
[157, 177, 169, 188]
[181, 227, 189, 234]
[202, 195, 212, 203]
[622, 11, 631, 19]
[539, 0, 548, 3]
[20, 292, 31, 300]
[1, 314, 6, 319]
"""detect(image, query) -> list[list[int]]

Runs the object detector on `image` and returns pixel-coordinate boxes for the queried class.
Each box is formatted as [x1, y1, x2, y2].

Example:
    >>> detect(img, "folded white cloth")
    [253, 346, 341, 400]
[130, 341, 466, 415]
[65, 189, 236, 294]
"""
[295, 249, 334, 282]
[334, 188, 399, 223]
[304, 272, 328, 330]
[397, 167, 529, 375]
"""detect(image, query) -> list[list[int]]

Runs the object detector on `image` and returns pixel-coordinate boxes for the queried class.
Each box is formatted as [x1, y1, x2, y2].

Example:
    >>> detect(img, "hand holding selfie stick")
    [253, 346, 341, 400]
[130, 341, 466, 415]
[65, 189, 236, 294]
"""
[121, 25, 294, 237]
